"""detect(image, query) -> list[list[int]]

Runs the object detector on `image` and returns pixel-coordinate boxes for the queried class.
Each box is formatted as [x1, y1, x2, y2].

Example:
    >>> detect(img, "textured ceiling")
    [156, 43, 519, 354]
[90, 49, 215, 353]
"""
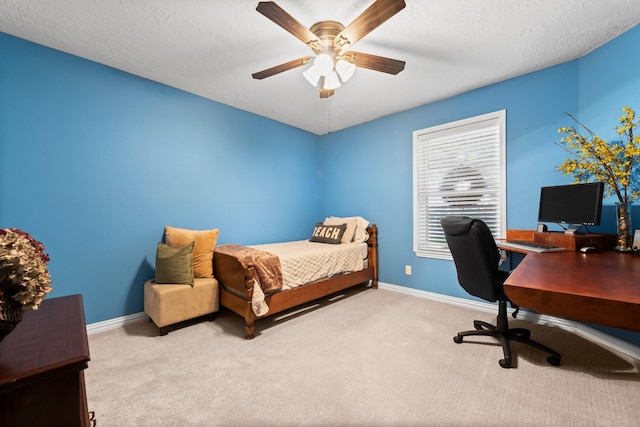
[1, 1, 639, 135]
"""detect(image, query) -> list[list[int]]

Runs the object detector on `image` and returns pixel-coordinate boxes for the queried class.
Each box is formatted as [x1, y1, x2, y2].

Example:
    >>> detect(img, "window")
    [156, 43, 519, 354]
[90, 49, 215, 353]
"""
[413, 110, 506, 259]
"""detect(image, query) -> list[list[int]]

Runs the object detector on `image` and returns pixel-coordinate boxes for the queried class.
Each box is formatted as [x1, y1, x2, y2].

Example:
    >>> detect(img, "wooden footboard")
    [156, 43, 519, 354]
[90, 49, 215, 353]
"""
[214, 224, 379, 339]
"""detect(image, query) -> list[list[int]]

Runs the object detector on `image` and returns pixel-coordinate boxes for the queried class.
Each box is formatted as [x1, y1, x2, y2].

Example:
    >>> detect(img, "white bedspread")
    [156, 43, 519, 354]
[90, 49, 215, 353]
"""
[249, 241, 368, 291]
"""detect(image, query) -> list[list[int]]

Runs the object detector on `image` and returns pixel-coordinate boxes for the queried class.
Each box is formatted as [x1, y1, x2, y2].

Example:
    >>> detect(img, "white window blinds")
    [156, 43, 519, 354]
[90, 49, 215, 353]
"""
[413, 110, 506, 259]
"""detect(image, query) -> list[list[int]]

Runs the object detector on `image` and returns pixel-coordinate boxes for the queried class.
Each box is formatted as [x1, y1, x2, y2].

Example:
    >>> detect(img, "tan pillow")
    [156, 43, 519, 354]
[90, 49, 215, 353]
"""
[165, 226, 219, 278]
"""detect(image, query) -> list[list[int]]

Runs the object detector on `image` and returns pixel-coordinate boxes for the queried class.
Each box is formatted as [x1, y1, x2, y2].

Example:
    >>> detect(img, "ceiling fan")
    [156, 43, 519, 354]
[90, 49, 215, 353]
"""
[251, 0, 406, 98]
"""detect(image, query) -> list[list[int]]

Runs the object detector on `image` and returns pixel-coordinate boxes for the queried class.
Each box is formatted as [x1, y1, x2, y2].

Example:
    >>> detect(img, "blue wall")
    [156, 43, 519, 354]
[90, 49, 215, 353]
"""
[0, 33, 320, 323]
[2, 24, 639, 346]
[321, 25, 640, 345]
[320, 61, 581, 299]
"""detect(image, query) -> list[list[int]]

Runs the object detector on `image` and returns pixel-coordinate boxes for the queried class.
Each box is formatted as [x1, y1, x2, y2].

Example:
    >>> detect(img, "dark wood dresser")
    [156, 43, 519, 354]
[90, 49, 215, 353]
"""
[0, 294, 91, 427]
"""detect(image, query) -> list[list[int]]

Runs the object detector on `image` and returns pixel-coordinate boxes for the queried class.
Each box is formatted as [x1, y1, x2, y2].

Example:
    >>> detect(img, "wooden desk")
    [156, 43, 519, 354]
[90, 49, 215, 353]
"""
[503, 251, 640, 332]
[0, 294, 91, 427]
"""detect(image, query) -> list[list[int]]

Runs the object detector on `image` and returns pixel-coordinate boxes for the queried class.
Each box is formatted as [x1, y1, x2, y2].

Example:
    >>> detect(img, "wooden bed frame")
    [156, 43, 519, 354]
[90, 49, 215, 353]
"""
[213, 224, 378, 339]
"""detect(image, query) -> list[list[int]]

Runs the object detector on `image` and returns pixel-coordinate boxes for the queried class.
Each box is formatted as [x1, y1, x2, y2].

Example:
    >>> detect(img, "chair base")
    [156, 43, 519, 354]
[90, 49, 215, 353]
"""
[453, 301, 561, 369]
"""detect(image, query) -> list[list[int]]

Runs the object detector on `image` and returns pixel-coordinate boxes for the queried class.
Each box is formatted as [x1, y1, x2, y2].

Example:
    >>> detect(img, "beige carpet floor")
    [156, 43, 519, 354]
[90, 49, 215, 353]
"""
[85, 285, 640, 426]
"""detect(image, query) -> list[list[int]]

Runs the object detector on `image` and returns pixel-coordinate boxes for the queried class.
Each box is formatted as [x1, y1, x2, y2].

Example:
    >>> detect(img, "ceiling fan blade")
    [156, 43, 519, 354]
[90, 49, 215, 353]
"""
[334, 0, 406, 52]
[256, 2, 322, 50]
[319, 89, 335, 98]
[347, 51, 405, 75]
[252, 56, 313, 80]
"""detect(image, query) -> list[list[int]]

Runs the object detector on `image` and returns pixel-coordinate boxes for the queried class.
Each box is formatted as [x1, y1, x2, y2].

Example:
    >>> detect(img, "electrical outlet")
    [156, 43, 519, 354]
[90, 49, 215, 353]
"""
[405, 265, 412, 275]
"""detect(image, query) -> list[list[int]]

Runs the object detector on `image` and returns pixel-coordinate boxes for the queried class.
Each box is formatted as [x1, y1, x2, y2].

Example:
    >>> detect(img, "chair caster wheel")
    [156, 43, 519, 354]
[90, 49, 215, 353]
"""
[453, 335, 463, 344]
[499, 358, 514, 369]
[547, 356, 561, 366]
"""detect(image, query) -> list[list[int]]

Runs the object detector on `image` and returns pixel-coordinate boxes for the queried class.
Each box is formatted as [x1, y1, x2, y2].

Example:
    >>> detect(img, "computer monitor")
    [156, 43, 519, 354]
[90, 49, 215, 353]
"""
[537, 182, 604, 229]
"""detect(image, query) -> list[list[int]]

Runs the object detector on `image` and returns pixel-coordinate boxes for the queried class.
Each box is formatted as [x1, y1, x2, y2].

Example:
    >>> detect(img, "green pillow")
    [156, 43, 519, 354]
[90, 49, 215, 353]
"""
[155, 241, 195, 286]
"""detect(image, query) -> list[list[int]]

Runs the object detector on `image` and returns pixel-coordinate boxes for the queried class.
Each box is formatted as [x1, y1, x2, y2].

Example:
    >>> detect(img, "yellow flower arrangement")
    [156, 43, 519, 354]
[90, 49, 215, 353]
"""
[557, 106, 639, 250]
[556, 106, 640, 205]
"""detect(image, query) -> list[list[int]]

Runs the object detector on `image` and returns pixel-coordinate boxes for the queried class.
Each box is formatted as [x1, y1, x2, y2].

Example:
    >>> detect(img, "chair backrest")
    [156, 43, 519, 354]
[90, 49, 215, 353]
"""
[440, 216, 503, 302]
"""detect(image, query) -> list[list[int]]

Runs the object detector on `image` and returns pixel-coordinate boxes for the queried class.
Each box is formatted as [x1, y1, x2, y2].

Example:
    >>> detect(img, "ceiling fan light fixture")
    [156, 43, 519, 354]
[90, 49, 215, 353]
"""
[253, 0, 407, 98]
[303, 66, 321, 86]
[335, 59, 356, 82]
[322, 71, 341, 90]
[314, 53, 334, 76]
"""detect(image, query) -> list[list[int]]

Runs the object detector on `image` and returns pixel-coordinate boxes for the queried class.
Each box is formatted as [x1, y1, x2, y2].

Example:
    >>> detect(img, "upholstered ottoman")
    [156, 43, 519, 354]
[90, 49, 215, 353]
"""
[144, 277, 219, 335]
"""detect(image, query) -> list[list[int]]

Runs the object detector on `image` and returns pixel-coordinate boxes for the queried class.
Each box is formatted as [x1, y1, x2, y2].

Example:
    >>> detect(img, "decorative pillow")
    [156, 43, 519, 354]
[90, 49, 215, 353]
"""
[155, 242, 194, 286]
[165, 226, 219, 278]
[324, 216, 357, 243]
[310, 223, 347, 244]
[353, 216, 370, 243]
[324, 216, 370, 243]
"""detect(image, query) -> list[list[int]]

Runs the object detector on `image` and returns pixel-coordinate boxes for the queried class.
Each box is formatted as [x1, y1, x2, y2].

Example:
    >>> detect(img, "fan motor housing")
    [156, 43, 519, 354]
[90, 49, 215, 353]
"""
[309, 21, 345, 54]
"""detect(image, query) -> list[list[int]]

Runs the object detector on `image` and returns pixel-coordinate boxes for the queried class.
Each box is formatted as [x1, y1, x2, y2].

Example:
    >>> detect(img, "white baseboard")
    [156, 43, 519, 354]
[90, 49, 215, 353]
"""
[378, 282, 640, 361]
[86, 311, 148, 335]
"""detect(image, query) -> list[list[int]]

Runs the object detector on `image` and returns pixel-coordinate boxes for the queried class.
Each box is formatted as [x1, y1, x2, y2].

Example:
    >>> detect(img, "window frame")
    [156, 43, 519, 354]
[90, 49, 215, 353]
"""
[412, 110, 507, 260]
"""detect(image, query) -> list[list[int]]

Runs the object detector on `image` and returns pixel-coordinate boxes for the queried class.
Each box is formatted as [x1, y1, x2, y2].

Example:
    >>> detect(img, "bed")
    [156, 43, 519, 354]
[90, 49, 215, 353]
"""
[213, 220, 378, 339]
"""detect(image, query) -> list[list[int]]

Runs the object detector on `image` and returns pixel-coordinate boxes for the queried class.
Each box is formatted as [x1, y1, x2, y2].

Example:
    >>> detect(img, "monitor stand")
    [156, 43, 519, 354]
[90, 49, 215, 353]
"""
[533, 231, 616, 251]
[559, 223, 584, 235]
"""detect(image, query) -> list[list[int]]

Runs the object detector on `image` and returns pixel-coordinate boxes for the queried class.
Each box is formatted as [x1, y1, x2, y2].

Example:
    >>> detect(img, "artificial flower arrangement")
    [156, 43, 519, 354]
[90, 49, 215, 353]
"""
[0, 228, 53, 318]
[556, 106, 640, 249]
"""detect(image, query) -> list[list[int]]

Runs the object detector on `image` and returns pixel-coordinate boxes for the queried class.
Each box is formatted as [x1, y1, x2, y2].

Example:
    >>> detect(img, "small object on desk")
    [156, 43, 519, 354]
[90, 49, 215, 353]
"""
[579, 246, 599, 253]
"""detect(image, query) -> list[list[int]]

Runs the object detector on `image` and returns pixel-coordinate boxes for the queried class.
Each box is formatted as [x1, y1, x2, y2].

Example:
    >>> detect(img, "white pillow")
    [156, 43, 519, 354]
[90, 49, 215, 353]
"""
[324, 217, 357, 243]
[352, 216, 370, 243]
[324, 216, 370, 243]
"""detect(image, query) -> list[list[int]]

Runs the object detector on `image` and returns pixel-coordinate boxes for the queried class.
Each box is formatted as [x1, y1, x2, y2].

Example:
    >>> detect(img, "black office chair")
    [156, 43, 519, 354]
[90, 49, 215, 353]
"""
[440, 215, 561, 369]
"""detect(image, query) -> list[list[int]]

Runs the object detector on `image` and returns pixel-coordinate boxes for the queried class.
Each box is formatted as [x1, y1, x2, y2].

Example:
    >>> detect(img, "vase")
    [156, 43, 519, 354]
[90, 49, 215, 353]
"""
[0, 303, 23, 343]
[615, 202, 633, 251]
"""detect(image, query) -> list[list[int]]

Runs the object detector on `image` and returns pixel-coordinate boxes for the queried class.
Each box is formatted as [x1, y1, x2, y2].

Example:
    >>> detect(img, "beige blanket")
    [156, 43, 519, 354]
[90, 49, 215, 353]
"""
[249, 240, 367, 290]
